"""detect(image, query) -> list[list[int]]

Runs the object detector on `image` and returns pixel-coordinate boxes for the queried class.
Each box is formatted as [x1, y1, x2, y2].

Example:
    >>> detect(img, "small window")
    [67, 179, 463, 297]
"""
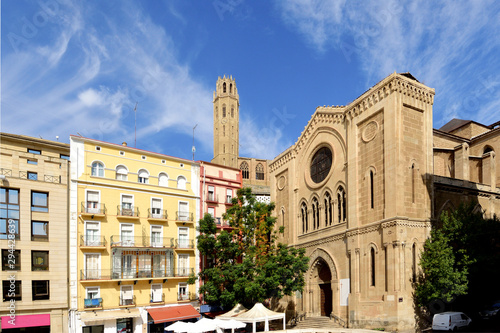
[161, 160, 166, 164]
[31, 191, 48, 212]
[60, 154, 70, 161]
[28, 172, 38, 180]
[370, 247, 376, 286]
[138, 169, 149, 184]
[116, 165, 128, 181]
[95, 146, 101, 151]
[119, 151, 125, 156]
[91, 162, 104, 177]
[86, 286, 100, 300]
[28, 148, 41, 155]
[32, 221, 48, 241]
[2, 280, 21, 301]
[27, 159, 38, 165]
[2, 249, 20, 271]
[32, 280, 50, 300]
[180, 163, 184, 168]
[32, 251, 49, 271]
[141, 155, 146, 160]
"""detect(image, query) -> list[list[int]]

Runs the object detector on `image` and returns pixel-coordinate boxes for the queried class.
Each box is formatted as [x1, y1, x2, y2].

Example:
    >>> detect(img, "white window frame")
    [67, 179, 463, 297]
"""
[177, 176, 187, 190]
[178, 227, 189, 249]
[120, 193, 134, 215]
[84, 253, 101, 279]
[138, 169, 149, 184]
[151, 197, 163, 218]
[158, 173, 169, 187]
[177, 254, 189, 276]
[116, 165, 128, 181]
[208, 186, 215, 201]
[178, 201, 189, 221]
[120, 223, 134, 246]
[85, 189, 101, 214]
[151, 225, 163, 247]
[91, 161, 104, 177]
[151, 283, 162, 303]
[207, 207, 215, 217]
[226, 188, 232, 203]
[84, 221, 101, 246]
[178, 282, 188, 300]
[86, 286, 100, 299]
[120, 285, 134, 305]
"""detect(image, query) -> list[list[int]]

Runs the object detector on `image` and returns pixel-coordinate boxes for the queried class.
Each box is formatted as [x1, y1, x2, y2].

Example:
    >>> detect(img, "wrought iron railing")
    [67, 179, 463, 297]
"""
[206, 193, 218, 203]
[81, 202, 106, 215]
[177, 267, 194, 277]
[177, 291, 198, 301]
[176, 211, 194, 221]
[225, 196, 233, 204]
[119, 295, 136, 306]
[80, 235, 107, 247]
[147, 208, 168, 219]
[110, 235, 175, 248]
[80, 266, 192, 280]
[84, 297, 103, 309]
[175, 239, 195, 249]
[117, 205, 139, 217]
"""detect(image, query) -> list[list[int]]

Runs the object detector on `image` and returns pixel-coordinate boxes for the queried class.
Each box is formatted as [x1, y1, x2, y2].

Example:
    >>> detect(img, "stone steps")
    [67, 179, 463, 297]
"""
[292, 316, 342, 330]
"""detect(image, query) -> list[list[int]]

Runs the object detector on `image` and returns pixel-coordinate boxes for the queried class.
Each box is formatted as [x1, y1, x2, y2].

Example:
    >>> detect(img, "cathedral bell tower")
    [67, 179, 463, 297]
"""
[212, 75, 239, 168]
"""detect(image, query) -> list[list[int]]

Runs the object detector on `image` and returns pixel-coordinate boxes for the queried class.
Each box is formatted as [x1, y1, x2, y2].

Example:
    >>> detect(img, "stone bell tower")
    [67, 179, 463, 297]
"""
[212, 75, 239, 168]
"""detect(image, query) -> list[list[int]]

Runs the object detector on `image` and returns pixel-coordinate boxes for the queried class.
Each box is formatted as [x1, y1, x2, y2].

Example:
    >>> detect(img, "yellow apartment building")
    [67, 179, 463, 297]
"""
[68, 136, 200, 333]
[0, 133, 70, 332]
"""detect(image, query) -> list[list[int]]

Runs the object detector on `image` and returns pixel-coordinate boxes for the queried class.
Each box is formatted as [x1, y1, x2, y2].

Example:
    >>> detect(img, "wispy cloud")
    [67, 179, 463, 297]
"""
[276, 0, 500, 127]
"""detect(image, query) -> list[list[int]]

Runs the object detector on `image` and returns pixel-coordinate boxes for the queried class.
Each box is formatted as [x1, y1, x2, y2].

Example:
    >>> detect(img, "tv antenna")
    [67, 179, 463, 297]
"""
[192, 124, 198, 161]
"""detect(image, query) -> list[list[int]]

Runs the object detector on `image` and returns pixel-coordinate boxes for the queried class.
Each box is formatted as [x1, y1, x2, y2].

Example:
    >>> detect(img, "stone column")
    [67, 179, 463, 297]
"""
[384, 243, 392, 292]
[393, 241, 401, 291]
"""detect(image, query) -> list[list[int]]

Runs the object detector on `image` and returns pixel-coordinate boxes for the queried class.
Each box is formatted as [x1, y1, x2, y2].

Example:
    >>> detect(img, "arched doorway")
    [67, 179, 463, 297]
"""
[306, 248, 338, 317]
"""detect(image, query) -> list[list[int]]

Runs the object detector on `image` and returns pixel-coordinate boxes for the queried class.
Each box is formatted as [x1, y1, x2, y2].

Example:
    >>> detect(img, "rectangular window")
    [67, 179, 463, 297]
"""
[2, 249, 20, 271]
[28, 172, 38, 180]
[85, 254, 100, 279]
[28, 148, 41, 155]
[32, 280, 49, 300]
[121, 195, 133, 216]
[31, 191, 48, 212]
[32, 251, 49, 271]
[226, 189, 232, 203]
[86, 286, 100, 299]
[207, 186, 215, 201]
[31, 221, 48, 241]
[178, 282, 188, 300]
[151, 284, 162, 303]
[178, 227, 189, 248]
[85, 222, 100, 246]
[0, 188, 20, 240]
[60, 154, 70, 161]
[178, 201, 189, 221]
[85, 286, 101, 309]
[120, 224, 134, 246]
[208, 207, 215, 217]
[151, 225, 162, 247]
[138, 254, 151, 278]
[86, 191, 100, 214]
[2, 280, 21, 301]
[178, 254, 189, 276]
[83, 326, 104, 333]
[27, 159, 38, 165]
[120, 285, 134, 305]
[151, 198, 162, 218]
[122, 254, 136, 279]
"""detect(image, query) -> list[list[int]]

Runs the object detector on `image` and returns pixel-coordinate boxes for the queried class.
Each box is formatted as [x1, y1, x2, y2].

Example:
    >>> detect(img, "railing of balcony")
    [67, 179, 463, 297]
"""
[225, 196, 233, 204]
[117, 205, 139, 217]
[215, 217, 231, 227]
[177, 291, 198, 301]
[175, 211, 194, 221]
[119, 295, 136, 306]
[147, 208, 168, 219]
[84, 297, 103, 309]
[44, 175, 61, 183]
[80, 267, 192, 280]
[81, 202, 106, 215]
[0, 168, 12, 177]
[110, 235, 175, 248]
[206, 193, 218, 203]
[175, 239, 195, 249]
[80, 235, 107, 247]
[150, 293, 165, 304]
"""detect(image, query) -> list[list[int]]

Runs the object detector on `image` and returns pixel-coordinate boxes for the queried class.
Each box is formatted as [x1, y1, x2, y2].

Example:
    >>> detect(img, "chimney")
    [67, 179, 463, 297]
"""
[122, 142, 127, 146]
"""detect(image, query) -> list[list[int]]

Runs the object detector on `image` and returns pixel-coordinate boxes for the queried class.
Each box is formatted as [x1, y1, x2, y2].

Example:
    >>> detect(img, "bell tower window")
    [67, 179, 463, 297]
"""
[223, 106, 226, 118]
[230, 83, 232, 93]
[223, 82, 226, 93]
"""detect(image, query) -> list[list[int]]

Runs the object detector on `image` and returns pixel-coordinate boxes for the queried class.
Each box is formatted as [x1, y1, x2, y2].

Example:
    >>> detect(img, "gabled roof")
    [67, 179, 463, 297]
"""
[439, 118, 472, 133]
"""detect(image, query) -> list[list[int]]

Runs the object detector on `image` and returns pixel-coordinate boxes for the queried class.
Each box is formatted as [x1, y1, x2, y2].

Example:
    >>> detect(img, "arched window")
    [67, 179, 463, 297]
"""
[256, 163, 264, 180]
[312, 198, 317, 230]
[412, 243, 417, 283]
[370, 170, 375, 209]
[138, 169, 149, 184]
[116, 165, 128, 181]
[230, 83, 232, 93]
[301, 203, 308, 233]
[158, 173, 168, 187]
[337, 186, 346, 223]
[324, 192, 332, 226]
[370, 247, 376, 286]
[223, 82, 226, 93]
[281, 209, 285, 229]
[411, 164, 416, 204]
[240, 162, 249, 179]
[222, 105, 226, 118]
[231, 107, 234, 118]
[484, 146, 494, 154]
[177, 176, 187, 190]
[91, 162, 104, 177]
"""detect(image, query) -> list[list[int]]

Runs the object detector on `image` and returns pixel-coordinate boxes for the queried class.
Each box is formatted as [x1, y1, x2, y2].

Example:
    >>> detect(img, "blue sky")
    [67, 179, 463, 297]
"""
[2, 1, 500, 162]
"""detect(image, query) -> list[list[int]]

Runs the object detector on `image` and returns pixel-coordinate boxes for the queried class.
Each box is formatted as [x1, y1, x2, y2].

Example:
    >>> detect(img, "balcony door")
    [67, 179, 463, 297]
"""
[151, 225, 162, 247]
[178, 254, 189, 276]
[178, 227, 189, 248]
[151, 198, 162, 218]
[122, 254, 136, 279]
[120, 224, 134, 246]
[85, 254, 100, 279]
[179, 202, 188, 221]
[85, 222, 100, 246]
[121, 195, 133, 216]
[120, 285, 133, 305]
[151, 284, 162, 303]
[86, 191, 100, 214]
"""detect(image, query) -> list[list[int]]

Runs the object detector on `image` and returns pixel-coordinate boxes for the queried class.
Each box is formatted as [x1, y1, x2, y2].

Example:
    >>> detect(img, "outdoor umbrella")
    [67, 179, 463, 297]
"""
[165, 321, 195, 332]
[213, 318, 246, 333]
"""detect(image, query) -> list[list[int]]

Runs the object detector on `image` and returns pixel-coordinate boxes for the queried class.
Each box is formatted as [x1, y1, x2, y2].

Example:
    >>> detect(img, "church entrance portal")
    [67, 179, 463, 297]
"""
[317, 259, 333, 317]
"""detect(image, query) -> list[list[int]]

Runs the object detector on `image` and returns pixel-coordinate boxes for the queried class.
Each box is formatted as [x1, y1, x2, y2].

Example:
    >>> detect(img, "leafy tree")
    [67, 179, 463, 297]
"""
[189, 188, 309, 308]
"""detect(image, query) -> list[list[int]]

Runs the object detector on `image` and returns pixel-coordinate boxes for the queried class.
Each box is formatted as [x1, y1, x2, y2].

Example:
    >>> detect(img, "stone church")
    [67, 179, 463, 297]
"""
[212, 73, 500, 330]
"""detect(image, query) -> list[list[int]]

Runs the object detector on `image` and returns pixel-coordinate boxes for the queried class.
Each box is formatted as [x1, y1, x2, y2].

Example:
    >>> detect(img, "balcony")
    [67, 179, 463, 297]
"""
[147, 209, 168, 221]
[215, 217, 231, 228]
[175, 211, 194, 223]
[117, 205, 140, 219]
[80, 235, 107, 248]
[178, 291, 198, 302]
[225, 196, 234, 205]
[119, 295, 136, 307]
[80, 267, 193, 281]
[110, 235, 175, 248]
[19, 171, 61, 183]
[81, 202, 106, 216]
[206, 193, 218, 203]
[84, 297, 103, 309]
[150, 293, 165, 304]
[175, 239, 195, 249]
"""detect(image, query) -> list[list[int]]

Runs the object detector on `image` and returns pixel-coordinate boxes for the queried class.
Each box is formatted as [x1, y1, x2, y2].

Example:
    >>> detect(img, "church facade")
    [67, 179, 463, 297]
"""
[268, 72, 500, 330]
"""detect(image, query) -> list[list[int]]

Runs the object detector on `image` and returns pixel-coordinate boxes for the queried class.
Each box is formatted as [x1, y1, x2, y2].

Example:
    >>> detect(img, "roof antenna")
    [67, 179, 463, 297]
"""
[134, 102, 138, 148]
[192, 124, 198, 161]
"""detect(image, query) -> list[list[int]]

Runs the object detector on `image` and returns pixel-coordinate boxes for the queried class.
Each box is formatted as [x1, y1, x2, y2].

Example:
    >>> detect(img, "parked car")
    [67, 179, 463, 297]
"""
[432, 312, 472, 331]
[479, 301, 500, 320]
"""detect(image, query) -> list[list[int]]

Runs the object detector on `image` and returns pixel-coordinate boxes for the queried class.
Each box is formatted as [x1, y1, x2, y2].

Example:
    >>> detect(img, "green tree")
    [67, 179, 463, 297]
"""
[189, 188, 309, 308]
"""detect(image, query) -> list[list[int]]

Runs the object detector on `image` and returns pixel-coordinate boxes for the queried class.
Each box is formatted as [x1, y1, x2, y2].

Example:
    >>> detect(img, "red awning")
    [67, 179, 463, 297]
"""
[1, 314, 50, 329]
[148, 305, 200, 324]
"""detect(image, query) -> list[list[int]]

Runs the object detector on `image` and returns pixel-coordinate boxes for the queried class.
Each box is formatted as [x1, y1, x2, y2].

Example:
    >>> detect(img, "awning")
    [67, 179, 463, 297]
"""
[147, 305, 200, 324]
[80, 308, 140, 323]
[1, 314, 50, 329]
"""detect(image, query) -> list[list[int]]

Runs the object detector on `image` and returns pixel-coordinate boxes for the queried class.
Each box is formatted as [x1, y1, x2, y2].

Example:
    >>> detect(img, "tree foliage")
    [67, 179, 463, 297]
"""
[415, 202, 500, 309]
[189, 188, 309, 308]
